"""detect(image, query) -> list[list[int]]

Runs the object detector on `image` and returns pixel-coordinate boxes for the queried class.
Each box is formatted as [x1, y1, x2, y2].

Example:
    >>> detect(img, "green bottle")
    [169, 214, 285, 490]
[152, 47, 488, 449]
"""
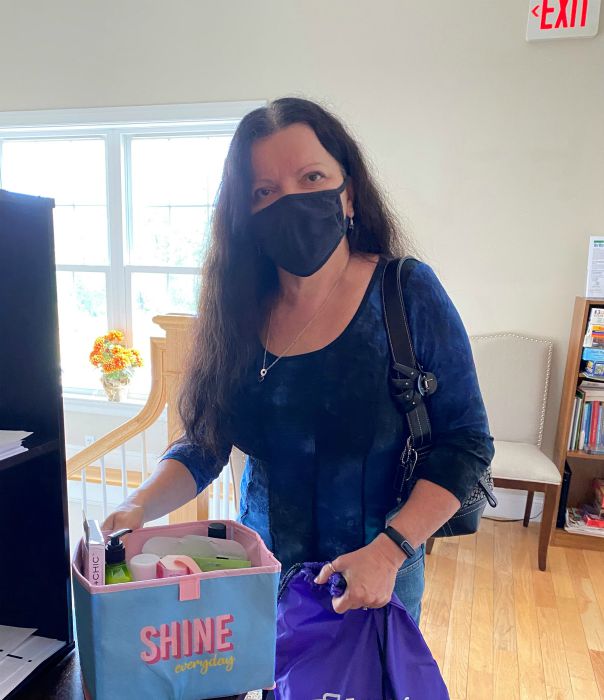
[105, 528, 133, 584]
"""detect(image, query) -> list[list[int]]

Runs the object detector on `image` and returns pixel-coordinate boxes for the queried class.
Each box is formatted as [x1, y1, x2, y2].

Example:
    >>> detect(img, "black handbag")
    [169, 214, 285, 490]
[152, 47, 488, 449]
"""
[382, 256, 497, 537]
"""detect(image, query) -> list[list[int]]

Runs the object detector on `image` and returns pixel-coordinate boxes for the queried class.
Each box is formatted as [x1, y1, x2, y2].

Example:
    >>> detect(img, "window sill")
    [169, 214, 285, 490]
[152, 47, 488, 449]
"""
[63, 392, 167, 420]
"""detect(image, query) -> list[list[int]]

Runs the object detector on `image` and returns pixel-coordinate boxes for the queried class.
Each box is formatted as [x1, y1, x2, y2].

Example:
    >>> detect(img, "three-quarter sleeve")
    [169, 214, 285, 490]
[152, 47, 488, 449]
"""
[404, 261, 495, 503]
[160, 436, 232, 495]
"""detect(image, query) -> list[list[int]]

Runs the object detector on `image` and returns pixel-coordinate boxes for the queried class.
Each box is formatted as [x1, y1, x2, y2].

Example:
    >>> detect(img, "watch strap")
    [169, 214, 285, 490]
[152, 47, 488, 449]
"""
[383, 525, 416, 559]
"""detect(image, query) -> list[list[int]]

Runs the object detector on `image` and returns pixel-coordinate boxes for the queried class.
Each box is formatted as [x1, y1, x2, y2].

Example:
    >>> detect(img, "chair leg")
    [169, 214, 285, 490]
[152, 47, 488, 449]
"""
[538, 483, 559, 572]
[523, 490, 535, 527]
[425, 537, 435, 555]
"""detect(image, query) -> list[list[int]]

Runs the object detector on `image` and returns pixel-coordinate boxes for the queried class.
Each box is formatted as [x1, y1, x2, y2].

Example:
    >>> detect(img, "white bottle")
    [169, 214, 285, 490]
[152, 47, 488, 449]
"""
[129, 553, 160, 581]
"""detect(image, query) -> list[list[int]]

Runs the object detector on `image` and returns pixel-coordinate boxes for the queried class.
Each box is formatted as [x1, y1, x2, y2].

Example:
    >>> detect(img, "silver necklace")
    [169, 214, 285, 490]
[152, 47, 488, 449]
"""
[259, 263, 348, 382]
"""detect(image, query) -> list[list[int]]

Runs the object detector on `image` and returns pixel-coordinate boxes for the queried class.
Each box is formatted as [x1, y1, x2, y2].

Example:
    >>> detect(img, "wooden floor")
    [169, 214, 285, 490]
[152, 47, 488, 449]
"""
[420, 519, 604, 700]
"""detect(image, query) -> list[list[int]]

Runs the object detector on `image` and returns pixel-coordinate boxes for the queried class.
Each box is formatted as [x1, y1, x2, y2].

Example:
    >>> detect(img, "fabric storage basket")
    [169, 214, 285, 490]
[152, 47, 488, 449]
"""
[72, 520, 281, 700]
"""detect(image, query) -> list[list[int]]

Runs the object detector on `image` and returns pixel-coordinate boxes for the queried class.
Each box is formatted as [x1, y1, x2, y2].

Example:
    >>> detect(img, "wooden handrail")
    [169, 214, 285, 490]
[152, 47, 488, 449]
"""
[65, 313, 235, 523]
[66, 336, 168, 478]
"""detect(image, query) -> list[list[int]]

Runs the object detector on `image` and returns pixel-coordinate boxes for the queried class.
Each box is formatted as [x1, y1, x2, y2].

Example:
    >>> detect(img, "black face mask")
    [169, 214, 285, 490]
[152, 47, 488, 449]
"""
[248, 178, 349, 277]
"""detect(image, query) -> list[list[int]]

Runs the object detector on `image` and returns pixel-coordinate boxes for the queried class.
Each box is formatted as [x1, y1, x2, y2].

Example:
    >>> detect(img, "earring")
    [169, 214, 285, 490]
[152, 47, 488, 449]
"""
[347, 215, 354, 233]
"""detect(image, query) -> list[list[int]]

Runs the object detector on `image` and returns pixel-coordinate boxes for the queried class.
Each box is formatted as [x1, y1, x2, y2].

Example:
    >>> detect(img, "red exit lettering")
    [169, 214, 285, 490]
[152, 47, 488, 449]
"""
[533, 0, 589, 29]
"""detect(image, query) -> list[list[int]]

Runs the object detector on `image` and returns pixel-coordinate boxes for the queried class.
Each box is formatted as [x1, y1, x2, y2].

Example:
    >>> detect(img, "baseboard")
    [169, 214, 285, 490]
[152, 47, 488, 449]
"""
[484, 487, 544, 522]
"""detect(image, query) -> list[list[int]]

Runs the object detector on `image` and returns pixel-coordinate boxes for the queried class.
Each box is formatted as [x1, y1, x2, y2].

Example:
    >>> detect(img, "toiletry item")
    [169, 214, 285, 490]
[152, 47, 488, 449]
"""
[208, 522, 227, 539]
[173, 555, 202, 574]
[191, 556, 252, 572]
[129, 553, 160, 582]
[83, 516, 105, 586]
[139, 536, 182, 557]
[157, 555, 188, 578]
[105, 529, 133, 584]
[142, 533, 247, 560]
[180, 534, 247, 560]
[157, 554, 202, 578]
[141, 536, 183, 558]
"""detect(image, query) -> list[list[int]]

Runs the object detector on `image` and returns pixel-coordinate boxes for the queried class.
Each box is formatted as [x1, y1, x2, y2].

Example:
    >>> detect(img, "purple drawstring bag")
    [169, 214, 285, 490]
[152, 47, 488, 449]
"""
[275, 563, 449, 700]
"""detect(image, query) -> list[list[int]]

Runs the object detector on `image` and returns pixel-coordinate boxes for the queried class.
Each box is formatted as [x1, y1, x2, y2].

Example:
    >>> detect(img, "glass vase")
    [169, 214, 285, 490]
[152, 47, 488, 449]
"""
[101, 374, 130, 402]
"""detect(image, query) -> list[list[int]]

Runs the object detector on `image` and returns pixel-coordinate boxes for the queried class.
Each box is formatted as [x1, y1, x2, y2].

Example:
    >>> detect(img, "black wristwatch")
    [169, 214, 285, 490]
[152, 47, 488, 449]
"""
[383, 525, 416, 559]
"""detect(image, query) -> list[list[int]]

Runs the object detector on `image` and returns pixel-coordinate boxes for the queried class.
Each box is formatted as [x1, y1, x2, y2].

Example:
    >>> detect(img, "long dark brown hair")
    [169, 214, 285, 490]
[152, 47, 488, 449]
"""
[178, 97, 412, 456]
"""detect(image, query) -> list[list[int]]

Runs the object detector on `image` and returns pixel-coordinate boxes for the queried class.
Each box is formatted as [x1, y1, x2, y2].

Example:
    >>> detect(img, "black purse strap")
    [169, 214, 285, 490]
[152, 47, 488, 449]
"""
[382, 258, 438, 499]
[382, 257, 438, 446]
[382, 257, 498, 513]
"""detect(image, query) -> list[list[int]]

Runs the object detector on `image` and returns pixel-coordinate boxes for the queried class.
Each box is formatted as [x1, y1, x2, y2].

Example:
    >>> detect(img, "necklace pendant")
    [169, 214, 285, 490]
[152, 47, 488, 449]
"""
[259, 368, 268, 382]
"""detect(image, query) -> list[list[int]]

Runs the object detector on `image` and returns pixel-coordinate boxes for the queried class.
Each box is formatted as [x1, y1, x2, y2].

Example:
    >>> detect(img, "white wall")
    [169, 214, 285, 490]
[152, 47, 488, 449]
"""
[2, 2, 602, 515]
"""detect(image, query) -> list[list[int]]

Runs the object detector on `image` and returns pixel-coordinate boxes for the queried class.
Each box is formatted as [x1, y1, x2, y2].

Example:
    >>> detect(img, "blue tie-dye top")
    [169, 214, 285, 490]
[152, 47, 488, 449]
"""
[162, 258, 494, 572]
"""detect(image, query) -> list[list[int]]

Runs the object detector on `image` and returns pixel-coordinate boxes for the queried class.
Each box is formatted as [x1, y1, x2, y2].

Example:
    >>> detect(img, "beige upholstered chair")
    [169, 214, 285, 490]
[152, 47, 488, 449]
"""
[470, 333, 560, 571]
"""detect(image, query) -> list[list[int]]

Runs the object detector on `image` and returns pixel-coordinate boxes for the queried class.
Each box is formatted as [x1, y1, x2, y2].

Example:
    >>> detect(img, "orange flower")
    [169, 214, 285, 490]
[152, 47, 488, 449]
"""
[89, 330, 143, 378]
[106, 330, 124, 343]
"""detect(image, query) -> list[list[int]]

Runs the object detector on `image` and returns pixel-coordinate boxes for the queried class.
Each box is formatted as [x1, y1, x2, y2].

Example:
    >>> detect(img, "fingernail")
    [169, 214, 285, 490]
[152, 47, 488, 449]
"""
[314, 577, 319, 583]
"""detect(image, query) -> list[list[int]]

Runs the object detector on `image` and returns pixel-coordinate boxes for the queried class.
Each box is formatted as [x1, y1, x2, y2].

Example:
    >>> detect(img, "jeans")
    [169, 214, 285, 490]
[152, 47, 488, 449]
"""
[392, 543, 426, 625]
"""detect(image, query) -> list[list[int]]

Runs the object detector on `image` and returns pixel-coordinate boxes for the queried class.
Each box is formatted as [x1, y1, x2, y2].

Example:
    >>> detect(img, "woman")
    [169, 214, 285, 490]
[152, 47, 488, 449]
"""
[103, 97, 493, 628]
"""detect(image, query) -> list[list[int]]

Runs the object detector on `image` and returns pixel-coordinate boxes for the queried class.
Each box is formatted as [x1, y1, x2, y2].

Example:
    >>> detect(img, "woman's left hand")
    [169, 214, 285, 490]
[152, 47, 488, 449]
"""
[314, 534, 406, 614]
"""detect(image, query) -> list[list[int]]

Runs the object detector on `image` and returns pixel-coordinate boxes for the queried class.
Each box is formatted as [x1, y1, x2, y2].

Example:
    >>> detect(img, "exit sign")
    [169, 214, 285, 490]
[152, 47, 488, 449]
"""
[527, 0, 601, 39]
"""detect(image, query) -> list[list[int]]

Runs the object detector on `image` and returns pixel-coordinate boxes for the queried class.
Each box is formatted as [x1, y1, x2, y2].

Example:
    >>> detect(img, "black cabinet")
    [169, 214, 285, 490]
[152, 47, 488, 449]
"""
[0, 190, 74, 694]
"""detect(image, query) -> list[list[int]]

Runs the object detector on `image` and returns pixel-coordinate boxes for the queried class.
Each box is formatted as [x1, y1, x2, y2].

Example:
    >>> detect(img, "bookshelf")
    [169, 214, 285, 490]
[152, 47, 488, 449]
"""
[0, 190, 74, 696]
[552, 296, 604, 551]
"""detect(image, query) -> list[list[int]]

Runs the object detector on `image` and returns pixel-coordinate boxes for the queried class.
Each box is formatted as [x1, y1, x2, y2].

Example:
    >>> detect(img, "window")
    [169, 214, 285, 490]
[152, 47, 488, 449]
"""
[2, 138, 109, 391]
[0, 102, 261, 398]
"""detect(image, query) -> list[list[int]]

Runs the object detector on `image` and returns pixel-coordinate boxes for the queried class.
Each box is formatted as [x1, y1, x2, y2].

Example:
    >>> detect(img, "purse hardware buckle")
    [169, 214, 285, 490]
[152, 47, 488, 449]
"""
[400, 436, 418, 480]
[417, 371, 437, 397]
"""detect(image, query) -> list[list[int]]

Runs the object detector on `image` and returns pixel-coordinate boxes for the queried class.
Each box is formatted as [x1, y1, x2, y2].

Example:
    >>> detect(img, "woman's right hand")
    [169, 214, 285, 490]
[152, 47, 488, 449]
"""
[101, 502, 145, 533]
[100, 458, 197, 534]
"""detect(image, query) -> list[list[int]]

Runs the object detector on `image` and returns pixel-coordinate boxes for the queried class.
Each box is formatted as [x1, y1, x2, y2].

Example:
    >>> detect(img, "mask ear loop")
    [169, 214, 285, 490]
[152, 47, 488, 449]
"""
[340, 173, 354, 235]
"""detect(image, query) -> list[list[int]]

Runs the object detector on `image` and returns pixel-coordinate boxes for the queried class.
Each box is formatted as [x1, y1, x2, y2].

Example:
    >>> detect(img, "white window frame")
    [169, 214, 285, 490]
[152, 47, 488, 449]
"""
[0, 101, 264, 405]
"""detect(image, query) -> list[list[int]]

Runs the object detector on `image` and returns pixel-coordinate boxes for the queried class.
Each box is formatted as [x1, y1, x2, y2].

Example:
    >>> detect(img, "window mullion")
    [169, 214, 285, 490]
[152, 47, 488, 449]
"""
[122, 134, 135, 346]
[105, 131, 130, 342]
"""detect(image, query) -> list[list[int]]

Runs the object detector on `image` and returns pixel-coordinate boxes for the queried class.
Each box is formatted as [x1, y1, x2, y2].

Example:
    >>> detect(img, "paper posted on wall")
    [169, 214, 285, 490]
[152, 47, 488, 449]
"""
[586, 236, 604, 298]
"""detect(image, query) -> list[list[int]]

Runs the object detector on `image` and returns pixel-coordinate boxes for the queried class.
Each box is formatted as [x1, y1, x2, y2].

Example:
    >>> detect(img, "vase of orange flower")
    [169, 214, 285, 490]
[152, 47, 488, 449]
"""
[89, 330, 143, 402]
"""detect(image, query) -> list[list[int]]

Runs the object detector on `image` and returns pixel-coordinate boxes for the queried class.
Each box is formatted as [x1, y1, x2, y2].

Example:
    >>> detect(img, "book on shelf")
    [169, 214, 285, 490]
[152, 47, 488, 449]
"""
[565, 389, 604, 453]
[582, 346, 604, 362]
[575, 322, 604, 452]
[580, 400, 591, 450]
[578, 378, 604, 395]
[580, 359, 604, 380]
[583, 307, 604, 347]
[567, 390, 584, 451]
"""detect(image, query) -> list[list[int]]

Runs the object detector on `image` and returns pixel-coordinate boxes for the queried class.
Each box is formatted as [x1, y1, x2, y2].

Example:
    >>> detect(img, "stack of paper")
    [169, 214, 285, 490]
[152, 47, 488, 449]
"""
[565, 507, 604, 538]
[0, 625, 65, 698]
[0, 431, 32, 461]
